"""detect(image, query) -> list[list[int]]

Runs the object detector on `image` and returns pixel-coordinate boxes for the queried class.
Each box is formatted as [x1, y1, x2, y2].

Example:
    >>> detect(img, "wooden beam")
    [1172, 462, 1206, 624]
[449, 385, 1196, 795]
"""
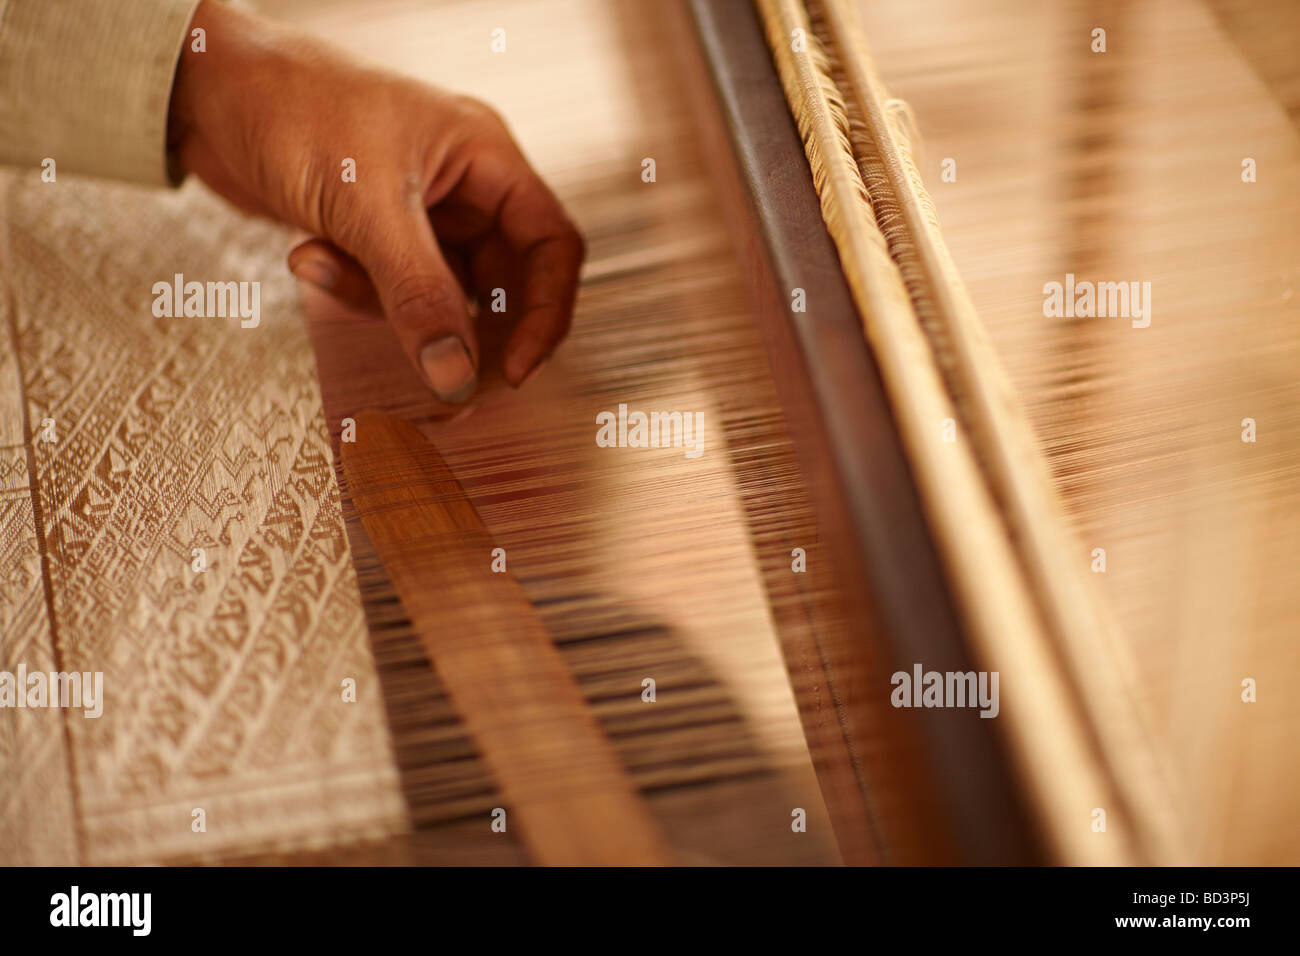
[674, 0, 1044, 864]
[342, 411, 671, 866]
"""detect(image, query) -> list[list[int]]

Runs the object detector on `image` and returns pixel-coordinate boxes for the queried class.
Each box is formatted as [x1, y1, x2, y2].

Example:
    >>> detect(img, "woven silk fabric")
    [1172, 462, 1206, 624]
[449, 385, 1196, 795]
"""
[0, 172, 405, 864]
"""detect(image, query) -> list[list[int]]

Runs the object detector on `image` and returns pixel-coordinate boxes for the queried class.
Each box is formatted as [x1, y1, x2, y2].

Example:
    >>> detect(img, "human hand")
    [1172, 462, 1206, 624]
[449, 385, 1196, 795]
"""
[167, 0, 584, 403]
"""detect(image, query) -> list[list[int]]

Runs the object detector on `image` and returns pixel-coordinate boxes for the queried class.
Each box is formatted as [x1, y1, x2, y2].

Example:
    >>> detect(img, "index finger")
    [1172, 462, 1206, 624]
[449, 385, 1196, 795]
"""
[494, 171, 585, 386]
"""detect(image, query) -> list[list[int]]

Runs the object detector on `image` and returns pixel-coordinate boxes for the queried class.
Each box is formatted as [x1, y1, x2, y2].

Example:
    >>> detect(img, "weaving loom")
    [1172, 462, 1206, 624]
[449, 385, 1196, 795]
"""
[1, 0, 1297, 866]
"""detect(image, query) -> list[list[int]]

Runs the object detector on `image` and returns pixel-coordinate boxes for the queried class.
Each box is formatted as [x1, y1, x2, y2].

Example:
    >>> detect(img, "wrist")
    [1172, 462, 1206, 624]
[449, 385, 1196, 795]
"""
[167, 0, 276, 176]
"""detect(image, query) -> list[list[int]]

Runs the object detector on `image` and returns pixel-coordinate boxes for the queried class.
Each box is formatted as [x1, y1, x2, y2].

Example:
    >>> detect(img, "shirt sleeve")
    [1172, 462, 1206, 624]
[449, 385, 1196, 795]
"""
[0, 0, 203, 186]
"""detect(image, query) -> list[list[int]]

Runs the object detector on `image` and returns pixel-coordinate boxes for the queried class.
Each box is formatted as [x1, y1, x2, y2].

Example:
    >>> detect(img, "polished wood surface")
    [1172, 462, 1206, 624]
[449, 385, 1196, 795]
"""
[341, 411, 670, 865]
[679, 0, 1040, 864]
[293, 0, 842, 864]
[275, 0, 1300, 864]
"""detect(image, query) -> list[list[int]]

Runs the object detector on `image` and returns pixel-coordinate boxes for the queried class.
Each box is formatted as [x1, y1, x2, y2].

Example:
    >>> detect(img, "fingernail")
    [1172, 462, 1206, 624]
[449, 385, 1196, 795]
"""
[420, 336, 477, 403]
[290, 258, 336, 291]
[519, 356, 550, 388]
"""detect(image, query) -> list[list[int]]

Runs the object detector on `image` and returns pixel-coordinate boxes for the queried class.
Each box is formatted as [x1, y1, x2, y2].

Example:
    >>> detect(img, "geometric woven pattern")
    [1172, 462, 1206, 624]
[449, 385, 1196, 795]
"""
[0, 172, 404, 864]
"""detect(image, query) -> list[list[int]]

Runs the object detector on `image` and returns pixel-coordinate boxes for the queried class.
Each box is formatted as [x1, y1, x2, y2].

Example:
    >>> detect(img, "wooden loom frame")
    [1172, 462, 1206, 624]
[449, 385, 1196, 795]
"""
[305, 0, 1174, 867]
[670, 0, 1037, 864]
[673, 0, 1178, 865]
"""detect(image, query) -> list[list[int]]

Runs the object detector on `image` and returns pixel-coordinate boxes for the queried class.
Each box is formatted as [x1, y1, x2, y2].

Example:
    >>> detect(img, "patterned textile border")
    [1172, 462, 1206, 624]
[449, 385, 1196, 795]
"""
[0, 173, 405, 864]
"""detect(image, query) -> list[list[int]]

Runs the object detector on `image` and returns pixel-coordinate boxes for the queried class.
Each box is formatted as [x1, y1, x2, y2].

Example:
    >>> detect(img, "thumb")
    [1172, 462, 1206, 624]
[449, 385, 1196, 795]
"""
[350, 205, 479, 404]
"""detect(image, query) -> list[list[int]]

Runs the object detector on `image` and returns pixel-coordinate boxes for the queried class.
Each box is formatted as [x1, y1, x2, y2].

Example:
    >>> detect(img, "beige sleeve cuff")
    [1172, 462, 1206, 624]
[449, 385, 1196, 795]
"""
[0, 0, 202, 186]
